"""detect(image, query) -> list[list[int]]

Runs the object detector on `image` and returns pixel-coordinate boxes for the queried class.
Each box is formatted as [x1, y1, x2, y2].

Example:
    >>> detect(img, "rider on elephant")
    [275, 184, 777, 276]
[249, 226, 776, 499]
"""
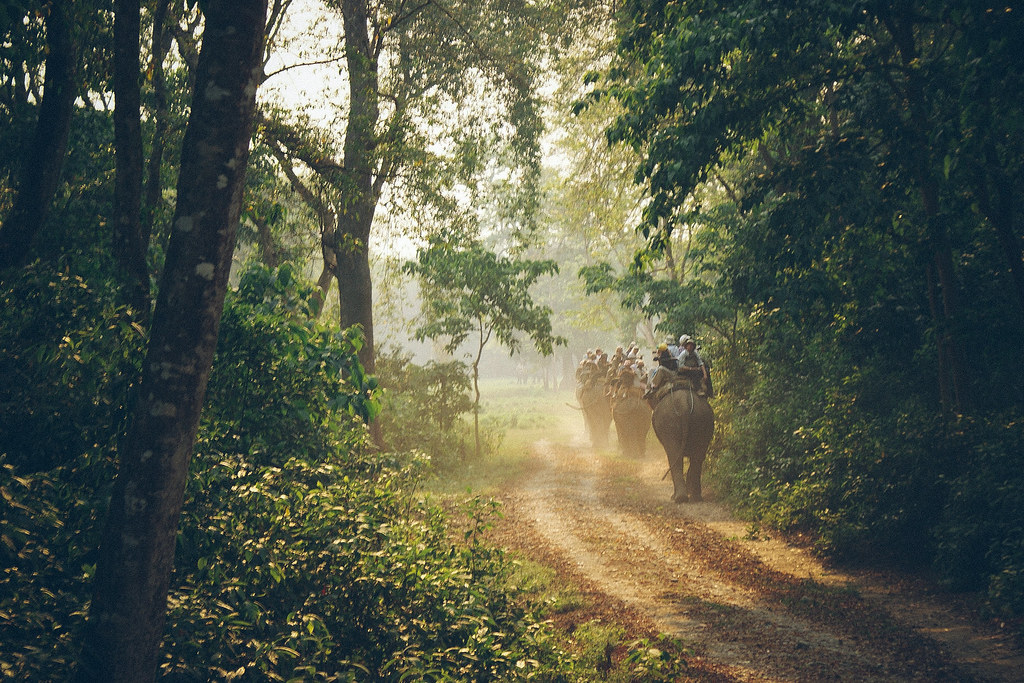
[646, 346, 680, 405]
[647, 344, 708, 404]
[609, 361, 644, 401]
[609, 345, 625, 371]
[677, 335, 711, 397]
[576, 351, 601, 386]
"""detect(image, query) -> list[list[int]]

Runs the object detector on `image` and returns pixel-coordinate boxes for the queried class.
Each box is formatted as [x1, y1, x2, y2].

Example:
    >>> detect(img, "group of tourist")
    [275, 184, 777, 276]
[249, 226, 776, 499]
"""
[575, 335, 713, 402]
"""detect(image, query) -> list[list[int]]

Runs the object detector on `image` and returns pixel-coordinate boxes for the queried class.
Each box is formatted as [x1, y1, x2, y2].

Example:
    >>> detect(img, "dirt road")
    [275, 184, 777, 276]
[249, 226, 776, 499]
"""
[491, 428, 1024, 681]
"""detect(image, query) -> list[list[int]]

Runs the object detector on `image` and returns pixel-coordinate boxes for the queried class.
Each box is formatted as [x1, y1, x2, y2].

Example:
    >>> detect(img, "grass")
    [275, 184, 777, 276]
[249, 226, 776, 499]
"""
[422, 379, 581, 496]
[504, 557, 586, 615]
[477, 378, 579, 437]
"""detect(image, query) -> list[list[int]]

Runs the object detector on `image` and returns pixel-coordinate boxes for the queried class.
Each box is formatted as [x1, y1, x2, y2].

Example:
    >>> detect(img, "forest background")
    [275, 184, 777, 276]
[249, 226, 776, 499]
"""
[1, 0, 1022, 681]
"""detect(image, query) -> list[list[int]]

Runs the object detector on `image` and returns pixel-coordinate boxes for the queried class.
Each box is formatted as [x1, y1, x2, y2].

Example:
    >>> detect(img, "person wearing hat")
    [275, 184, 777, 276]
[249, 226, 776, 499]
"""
[678, 336, 711, 397]
[646, 345, 680, 405]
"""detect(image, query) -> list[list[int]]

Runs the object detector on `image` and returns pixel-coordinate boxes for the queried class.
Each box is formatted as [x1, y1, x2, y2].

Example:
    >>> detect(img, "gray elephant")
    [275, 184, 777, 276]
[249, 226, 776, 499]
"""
[612, 392, 651, 458]
[576, 380, 611, 449]
[651, 379, 714, 503]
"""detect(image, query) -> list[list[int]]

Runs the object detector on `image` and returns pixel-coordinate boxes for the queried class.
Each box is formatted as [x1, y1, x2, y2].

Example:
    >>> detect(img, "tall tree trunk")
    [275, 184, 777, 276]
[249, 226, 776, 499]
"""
[886, 11, 970, 412]
[473, 330, 484, 459]
[926, 261, 952, 408]
[142, 0, 172, 239]
[338, 0, 380, 374]
[313, 215, 338, 317]
[114, 0, 149, 315]
[73, 2, 268, 680]
[335, 243, 375, 366]
[0, 1, 76, 273]
[921, 179, 969, 411]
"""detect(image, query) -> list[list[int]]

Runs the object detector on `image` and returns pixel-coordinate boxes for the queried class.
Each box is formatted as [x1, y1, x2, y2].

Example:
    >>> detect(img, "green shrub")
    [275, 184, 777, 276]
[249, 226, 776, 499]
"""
[0, 264, 145, 471]
[0, 451, 114, 679]
[714, 329, 952, 564]
[375, 348, 474, 469]
[621, 636, 692, 682]
[0, 266, 139, 678]
[168, 450, 569, 681]
[713, 316, 1024, 621]
[203, 262, 380, 463]
[933, 415, 1024, 615]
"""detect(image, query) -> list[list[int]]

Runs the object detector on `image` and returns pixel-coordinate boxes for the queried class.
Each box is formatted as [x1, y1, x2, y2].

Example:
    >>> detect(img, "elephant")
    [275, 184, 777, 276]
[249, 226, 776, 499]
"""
[651, 382, 714, 503]
[576, 380, 611, 449]
[612, 391, 652, 458]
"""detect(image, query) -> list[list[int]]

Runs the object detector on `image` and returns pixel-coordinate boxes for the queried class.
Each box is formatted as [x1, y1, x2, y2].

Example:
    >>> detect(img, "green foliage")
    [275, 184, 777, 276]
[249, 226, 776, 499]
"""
[405, 234, 567, 359]
[406, 234, 567, 458]
[714, 325, 950, 562]
[0, 268, 133, 678]
[0, 263, 145, 471]
[0, 451, 114, 679]
[375, 347, 475, 469]
[1, 262, 575, 680]
[203, 262, 381, 460]
[570, 620, 623, 674]
[933, 416, 1024, 613]
[621, 636, 693, 682]
[591, 0, 1024, 623]
[168, 451, 570, 681]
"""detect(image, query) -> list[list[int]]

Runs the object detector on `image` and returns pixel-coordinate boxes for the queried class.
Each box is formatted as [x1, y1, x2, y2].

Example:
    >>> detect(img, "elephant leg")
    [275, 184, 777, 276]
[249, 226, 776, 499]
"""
[667, 448, 687, 503]
[653, 403, 688, 502]
[685, 455, 705, 502]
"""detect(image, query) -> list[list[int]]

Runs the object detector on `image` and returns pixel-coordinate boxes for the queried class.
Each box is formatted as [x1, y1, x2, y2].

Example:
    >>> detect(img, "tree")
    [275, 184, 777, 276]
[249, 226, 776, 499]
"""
[0, 0, 77, 273]
[405, 234, 565, 458]
[74, 1, 269, 680]
[576, 0, 1024, 604]
[593, 0, 1024, 414]
[261, 0, 576, 376]
[112, 0, 148, 314]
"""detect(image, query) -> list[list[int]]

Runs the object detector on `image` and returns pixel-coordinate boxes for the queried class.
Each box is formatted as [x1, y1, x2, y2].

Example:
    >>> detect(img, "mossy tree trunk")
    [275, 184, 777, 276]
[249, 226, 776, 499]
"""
[74, 2, 268, 680]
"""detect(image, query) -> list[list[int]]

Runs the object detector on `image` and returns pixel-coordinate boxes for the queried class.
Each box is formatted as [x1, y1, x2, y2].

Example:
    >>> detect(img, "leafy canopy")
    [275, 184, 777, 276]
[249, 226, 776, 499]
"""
[405, 234, 567, 358]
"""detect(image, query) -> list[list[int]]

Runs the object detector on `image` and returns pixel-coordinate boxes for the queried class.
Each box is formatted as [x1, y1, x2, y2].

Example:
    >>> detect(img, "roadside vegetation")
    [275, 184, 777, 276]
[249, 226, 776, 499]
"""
[575, 0, 1024, 628]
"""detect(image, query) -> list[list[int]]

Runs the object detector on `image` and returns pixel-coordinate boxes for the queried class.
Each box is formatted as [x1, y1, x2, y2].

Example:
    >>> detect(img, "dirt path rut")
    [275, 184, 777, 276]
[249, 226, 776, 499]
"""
[495, 433, 1024, 682]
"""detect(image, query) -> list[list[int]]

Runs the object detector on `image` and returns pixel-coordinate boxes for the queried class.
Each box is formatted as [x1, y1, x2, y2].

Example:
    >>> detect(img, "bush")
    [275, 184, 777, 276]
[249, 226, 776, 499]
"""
[375, 348, 474, 469]
[714, 328, 953, 564]
[202, 262, 380, 463]
[933, 415, 1024, 617]
[0, 451, 114, 679]
[713, 316, 1024, 622]
[0, 264, 145, 471]
[168, 451, 569, 681]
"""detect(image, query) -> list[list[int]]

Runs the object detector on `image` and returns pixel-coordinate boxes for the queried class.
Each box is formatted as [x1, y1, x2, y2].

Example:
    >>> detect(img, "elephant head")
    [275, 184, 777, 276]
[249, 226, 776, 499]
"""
[651, 386, 714, 503]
